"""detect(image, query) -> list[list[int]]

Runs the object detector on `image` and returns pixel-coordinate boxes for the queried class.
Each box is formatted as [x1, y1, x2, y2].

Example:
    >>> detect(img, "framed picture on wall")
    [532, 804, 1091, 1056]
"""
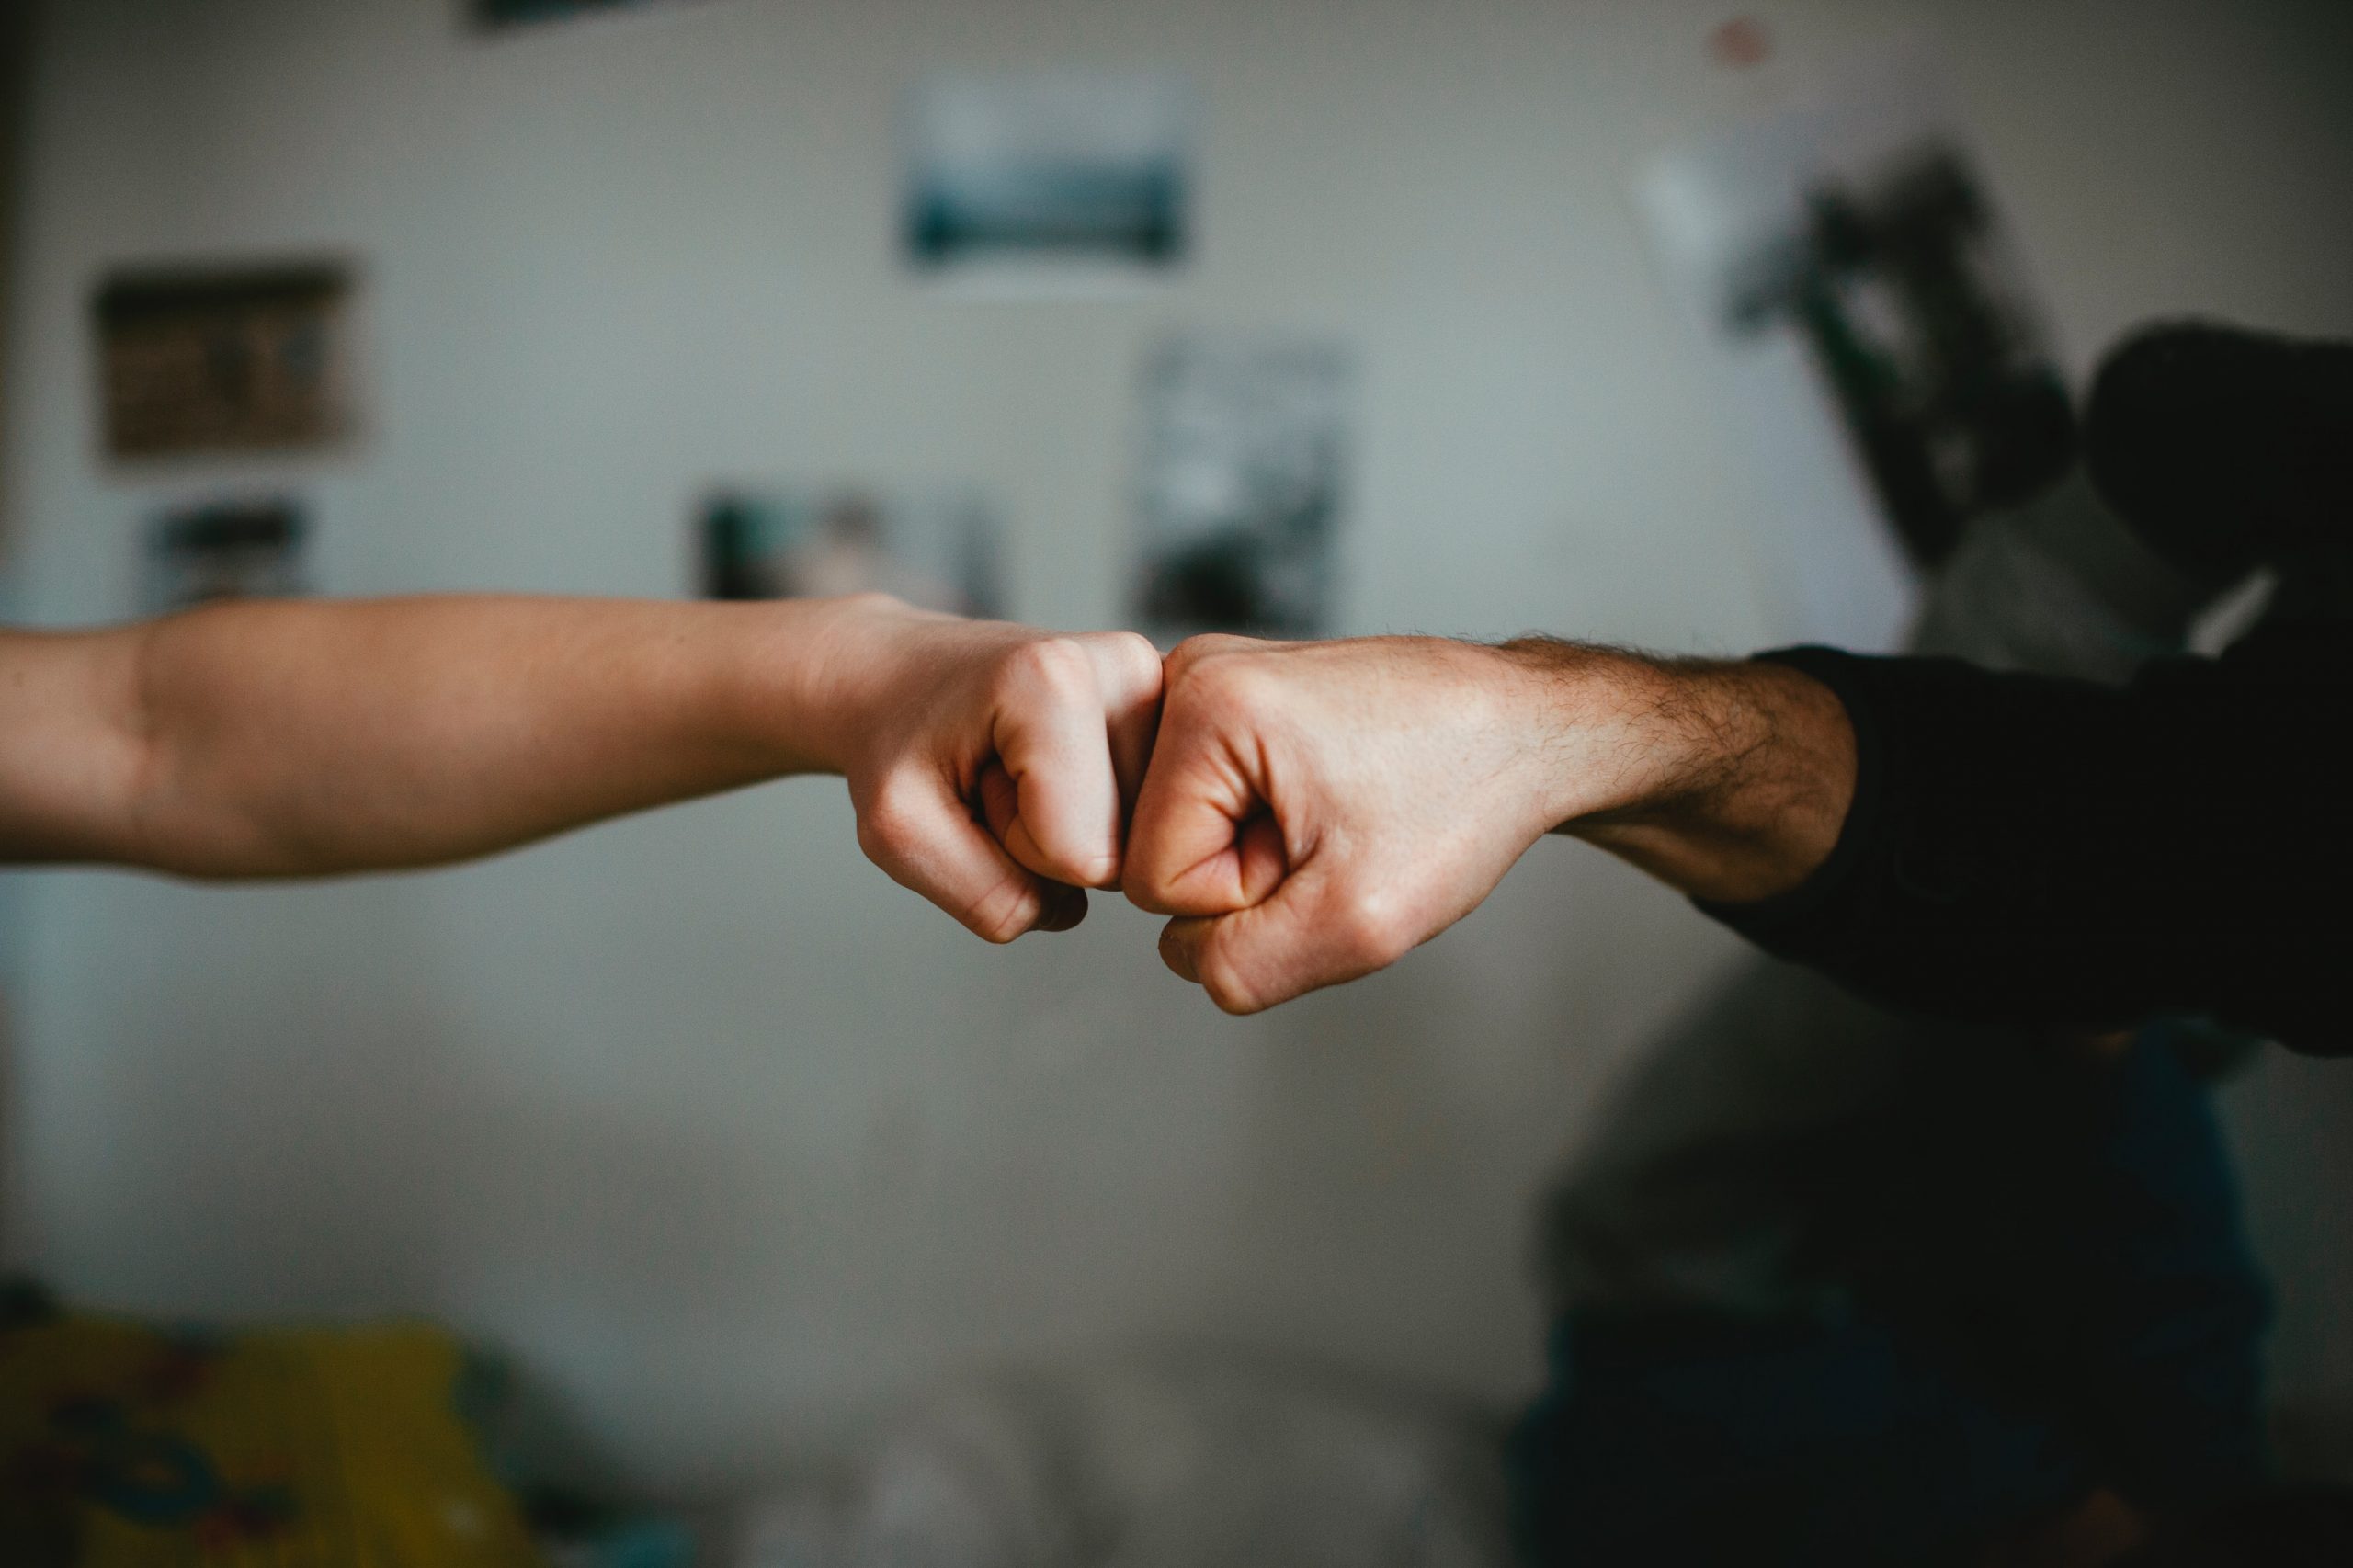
[904, 74, 1197, 286]
[94, 262, 357, 462]
[143, 497, 310, 614]
[1131, 333, 1352, 642]
[468, 0, 711, 31]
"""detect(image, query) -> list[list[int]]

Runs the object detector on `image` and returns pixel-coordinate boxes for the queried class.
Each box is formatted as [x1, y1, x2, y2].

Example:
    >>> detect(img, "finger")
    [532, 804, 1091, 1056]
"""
[1158, 918, 1205, 983]
[1036, 882, 1089, 933]
[981, 761, 1091, 934]
[1084, 632, 1166, 824]
[856, 773, 1055, 943]
[1157, 857, 1417, 1015]
[1161, 632, 1263, 681]
[990, 641, 1126, 890]
[978, 637, 1158, 884]
[1123, 718, 1283, 917]
[979, 759, 1020, 844]
[1233, 813, 1290, 904]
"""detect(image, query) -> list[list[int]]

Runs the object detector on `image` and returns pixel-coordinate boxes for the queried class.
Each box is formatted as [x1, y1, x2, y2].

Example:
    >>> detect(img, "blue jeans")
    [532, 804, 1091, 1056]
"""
[1508, 1029, 2271, 1566]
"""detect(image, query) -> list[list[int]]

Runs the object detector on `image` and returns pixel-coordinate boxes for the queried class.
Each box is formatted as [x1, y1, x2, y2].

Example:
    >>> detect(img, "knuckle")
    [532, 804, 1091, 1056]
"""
[1164, 644, 1270, 716]
[1196, 947, 1265, 1016]
[1335, 892, 1415, 971]
[999, 636, 1097, 705]
[1164, 633, 1228, 679]
[965, 879, 1036, 945]
[1103, 631, 1165, 690]
[854, 775, 926, 863]
[1201, 662, 1282, 720]
[1171, 632, 1250, 660]
[1120, 855, 1173, 912]
[853, 819, 903, 872]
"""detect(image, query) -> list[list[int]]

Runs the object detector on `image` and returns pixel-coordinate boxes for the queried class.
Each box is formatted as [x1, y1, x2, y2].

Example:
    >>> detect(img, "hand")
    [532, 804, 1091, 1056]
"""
[800, 596, 1164, 942]
[1120, 634, 1855, 1012]
[1120, 635, 1574, 1013]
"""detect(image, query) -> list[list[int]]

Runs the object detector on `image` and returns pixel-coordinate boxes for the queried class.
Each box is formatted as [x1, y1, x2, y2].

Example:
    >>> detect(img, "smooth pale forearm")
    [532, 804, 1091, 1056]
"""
[0, 594, 869, 877]
[1496, 639, 1858, 904]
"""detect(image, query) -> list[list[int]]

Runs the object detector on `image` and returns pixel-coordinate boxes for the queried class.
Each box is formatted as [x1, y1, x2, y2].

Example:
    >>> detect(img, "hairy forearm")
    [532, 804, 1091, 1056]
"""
[1498, 639, 1858, 903]
[18, 595, 853, 877]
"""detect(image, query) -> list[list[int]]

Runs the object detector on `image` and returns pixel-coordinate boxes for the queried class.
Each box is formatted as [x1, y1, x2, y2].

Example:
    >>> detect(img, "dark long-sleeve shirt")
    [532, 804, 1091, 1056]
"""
[1699, 617, 2353, 1055]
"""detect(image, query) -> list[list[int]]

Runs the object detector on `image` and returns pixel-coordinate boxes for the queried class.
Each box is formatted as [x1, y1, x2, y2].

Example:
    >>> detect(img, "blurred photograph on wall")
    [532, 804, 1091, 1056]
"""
[1132, 334, 1352, 642]
[143, 498, 309, 614]
[903, 74, 1195, 283]
[697, 486, 1003, 618]
[469, 0, 708, 31]
[1638, 54, 2072, 578]
[95, 262, 356, 461]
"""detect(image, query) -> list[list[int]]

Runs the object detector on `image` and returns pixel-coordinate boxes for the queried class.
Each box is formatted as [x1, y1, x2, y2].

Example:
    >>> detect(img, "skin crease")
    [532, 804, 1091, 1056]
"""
[1121, 633, 1858, 1015]
[0, 592, 1163, 943]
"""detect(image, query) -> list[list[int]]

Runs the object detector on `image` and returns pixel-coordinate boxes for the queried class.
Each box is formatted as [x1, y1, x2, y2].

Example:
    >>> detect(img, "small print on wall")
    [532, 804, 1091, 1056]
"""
[468, 0, 709, 31]
[904, 74, 1196, 284]
[95, 262, 356, 462]
[144, 499, 309, 614]
[697, 487, 1003, 619]
[1132, 334, 1352, 643]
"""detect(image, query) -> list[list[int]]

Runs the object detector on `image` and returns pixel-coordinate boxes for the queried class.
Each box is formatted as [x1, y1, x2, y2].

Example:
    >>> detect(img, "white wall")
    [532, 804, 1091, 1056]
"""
[0, 0, 30, 551]
[3, 0, 2349, 1496]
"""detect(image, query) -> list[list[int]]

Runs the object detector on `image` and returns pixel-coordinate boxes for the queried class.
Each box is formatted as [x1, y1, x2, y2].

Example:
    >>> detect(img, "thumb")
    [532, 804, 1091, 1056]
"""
[1157, 851, 1416, 1015]
[856, 770, 1085, 942]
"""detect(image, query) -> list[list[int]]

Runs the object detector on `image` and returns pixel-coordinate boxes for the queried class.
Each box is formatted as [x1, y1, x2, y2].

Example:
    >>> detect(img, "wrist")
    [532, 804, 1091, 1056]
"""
[733, 593, 931, 778]
[1491, 640, 1713, 828]
[1495, 640, 1856, 903]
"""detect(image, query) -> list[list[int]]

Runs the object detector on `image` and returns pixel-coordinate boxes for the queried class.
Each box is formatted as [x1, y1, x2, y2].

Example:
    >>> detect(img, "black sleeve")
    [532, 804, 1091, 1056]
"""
[1697, 619, 2353, 1055]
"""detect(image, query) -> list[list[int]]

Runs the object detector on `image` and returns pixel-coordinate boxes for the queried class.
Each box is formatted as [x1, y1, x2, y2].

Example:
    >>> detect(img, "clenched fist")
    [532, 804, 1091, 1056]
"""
[800, 596, 1166, 942]
[1119, 635, 1578, 1012]
[1118, 633, 1853, 1012]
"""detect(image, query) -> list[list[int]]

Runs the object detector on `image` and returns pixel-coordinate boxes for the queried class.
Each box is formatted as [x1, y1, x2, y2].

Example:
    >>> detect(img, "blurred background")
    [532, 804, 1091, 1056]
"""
[1, 0, 2350, 1561]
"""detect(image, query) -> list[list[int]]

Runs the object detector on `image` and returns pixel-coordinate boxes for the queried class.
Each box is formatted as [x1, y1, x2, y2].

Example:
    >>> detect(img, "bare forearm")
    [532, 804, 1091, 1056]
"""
[1121, 631, 1860, 1016]
[28, 595, 849, 876]
[1499, 639, 1858, 904]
